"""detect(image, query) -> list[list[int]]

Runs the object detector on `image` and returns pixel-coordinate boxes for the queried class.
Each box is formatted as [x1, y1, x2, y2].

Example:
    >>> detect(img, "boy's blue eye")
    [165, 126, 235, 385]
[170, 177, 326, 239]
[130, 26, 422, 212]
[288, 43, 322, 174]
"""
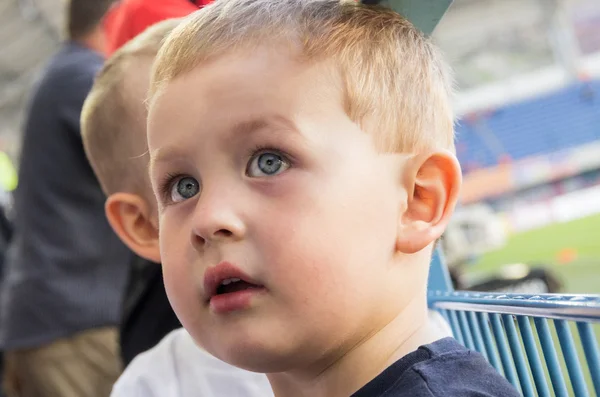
[171, 176, 200, 202]
[247, 152, 290, 177]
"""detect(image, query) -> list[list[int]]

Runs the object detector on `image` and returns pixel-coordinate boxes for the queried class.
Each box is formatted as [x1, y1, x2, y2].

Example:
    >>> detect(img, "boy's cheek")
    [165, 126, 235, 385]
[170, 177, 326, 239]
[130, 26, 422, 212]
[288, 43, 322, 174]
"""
[159, 217, 194, 285]
[162, 248, 208, 329]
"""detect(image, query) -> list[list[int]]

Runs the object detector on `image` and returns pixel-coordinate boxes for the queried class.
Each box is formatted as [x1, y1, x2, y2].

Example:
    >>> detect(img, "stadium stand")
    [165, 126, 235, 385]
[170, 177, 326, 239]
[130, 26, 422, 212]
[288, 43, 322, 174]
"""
[457, 78, 600, 170]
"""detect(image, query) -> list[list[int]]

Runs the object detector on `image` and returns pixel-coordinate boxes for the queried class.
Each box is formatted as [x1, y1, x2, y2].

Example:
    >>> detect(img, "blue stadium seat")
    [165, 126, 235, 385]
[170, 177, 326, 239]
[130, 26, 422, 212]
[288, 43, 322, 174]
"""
[457, 80, 600, 170]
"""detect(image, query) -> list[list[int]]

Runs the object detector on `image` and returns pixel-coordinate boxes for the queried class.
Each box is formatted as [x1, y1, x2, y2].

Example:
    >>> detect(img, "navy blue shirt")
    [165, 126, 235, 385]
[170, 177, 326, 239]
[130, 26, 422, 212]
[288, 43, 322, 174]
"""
[0, 42, 131, 349]
[120, 257, 181, 367]
[352, 338, 521, 397]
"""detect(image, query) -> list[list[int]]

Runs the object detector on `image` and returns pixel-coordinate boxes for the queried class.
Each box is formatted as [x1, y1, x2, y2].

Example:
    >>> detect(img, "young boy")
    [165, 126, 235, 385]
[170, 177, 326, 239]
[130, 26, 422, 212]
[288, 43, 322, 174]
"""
[84, 16, 183, 368]
[146, 1, 521, 396]
[81, 19, 273, 396]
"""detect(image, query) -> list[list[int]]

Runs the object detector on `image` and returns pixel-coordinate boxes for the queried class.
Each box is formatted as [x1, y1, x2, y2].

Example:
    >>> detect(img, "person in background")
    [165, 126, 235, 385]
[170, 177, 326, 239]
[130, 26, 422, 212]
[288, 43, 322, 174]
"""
[0, 1, 132, 396]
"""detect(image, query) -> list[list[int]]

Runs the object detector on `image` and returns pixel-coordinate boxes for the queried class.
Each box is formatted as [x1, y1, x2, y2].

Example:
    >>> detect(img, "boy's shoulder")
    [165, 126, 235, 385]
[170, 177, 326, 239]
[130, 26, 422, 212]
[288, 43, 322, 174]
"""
[352, 338, 521, 397]
[111, 328, 273, 397]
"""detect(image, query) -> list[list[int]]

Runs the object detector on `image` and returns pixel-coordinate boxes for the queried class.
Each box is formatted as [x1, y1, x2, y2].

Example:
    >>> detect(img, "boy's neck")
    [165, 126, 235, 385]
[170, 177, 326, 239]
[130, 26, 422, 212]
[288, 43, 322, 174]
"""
[267, 298, 446, 397]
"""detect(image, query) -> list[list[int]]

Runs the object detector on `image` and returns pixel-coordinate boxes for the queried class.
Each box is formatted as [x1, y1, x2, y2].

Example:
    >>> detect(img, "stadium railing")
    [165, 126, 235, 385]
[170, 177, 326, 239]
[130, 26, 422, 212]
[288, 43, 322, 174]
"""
[428, 249, 600, 397]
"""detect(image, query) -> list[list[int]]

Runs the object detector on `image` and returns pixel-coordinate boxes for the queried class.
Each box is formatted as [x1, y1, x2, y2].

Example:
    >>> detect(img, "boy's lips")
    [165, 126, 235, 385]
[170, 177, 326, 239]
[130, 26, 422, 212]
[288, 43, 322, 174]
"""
[203, 261, 265, 311]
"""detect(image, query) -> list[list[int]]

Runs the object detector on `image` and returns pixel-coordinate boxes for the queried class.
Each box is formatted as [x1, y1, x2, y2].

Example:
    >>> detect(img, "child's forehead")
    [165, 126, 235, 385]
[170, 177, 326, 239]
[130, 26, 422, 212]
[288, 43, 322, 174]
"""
[147, 58, 358, 171]
[149, 47, 344, 133]
[194, 50, 336, 93]
[151, 41, 340, 101]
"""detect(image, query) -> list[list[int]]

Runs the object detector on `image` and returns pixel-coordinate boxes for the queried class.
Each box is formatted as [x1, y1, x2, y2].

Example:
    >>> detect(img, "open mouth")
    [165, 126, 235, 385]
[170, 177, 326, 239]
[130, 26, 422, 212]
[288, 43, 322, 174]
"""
[203, 262, 265, 306]
[215, 278, 263, 296]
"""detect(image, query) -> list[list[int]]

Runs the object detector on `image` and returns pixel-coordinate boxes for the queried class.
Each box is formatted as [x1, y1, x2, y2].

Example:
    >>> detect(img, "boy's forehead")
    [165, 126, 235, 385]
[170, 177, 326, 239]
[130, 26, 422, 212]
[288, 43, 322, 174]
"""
[149, 45, 338, 125]
[147, 47, 348, 163]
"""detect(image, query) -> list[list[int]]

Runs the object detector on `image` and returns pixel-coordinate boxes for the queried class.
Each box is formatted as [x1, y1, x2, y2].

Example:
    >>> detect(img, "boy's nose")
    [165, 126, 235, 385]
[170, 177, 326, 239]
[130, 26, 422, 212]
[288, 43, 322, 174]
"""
[189, 190, 246, 250]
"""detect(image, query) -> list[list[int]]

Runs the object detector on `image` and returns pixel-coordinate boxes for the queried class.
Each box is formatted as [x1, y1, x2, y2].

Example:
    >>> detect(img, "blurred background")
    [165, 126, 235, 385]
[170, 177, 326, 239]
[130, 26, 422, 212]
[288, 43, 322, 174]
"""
[1, 0, 600, 295]
[432, 0, 600, 296]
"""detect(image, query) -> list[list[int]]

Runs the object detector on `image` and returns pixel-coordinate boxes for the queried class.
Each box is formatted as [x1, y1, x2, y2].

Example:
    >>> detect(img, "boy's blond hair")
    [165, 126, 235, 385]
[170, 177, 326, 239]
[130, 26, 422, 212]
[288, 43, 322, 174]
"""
[82, 18, 181, 197]
[150, 0, 455, 153]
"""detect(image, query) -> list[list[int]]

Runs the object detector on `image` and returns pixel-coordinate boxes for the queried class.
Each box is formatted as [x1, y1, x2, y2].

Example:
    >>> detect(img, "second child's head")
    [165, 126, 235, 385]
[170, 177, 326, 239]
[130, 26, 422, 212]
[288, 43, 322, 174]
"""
[147, 0, 461, 376]
[82, 19, 181, 263]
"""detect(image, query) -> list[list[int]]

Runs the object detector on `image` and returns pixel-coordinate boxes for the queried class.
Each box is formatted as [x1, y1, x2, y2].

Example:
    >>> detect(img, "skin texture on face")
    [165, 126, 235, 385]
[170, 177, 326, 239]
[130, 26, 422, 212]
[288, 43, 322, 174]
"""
[147, 46, 458, 396]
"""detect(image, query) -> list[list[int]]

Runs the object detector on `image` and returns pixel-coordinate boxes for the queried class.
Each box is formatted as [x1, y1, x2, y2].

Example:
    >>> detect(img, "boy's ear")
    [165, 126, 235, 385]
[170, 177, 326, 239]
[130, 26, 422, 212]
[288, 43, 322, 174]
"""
[105, 193, 161, 263]
[396, 151, 461, 254]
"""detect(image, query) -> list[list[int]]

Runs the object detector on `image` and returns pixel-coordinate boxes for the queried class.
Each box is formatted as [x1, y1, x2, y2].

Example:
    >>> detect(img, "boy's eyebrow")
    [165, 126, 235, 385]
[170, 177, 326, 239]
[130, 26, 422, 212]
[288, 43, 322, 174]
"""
[149, 115, 299, 176]
[148, 146, 187, 179]
[230, 115, 298, 138]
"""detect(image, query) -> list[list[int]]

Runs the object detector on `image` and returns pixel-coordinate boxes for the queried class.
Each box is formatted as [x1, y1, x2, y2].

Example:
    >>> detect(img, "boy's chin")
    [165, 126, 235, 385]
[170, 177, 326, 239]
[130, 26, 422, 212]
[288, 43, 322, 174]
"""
[209, 339, 308, 374]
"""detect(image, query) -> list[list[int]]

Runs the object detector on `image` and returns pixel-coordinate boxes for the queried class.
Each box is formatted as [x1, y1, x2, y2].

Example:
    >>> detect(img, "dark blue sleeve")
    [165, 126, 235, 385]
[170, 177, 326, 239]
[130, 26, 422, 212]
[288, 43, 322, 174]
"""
[382, 369, 436, 396]
[407, 352, 522, 397]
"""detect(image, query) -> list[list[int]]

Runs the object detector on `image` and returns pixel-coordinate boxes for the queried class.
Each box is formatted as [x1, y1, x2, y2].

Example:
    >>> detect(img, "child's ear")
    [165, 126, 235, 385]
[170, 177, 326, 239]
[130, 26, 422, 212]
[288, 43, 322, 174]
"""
[105, 193, 161, 263]
[396, 150, 461, 254]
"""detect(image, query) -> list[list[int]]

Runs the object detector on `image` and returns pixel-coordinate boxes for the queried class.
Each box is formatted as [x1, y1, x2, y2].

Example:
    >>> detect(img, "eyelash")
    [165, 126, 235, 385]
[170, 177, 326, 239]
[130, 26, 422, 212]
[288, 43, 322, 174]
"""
[245, 144, 294, 170]
[157, 145, 294, 205]
[158, 172, 184, 204]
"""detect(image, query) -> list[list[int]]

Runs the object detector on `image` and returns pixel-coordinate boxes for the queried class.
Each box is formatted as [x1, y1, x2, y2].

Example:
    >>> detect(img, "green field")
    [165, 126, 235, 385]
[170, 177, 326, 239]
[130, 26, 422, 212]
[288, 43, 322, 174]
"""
[469, 213, 600, 295]
[467, 214, 600, 395]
